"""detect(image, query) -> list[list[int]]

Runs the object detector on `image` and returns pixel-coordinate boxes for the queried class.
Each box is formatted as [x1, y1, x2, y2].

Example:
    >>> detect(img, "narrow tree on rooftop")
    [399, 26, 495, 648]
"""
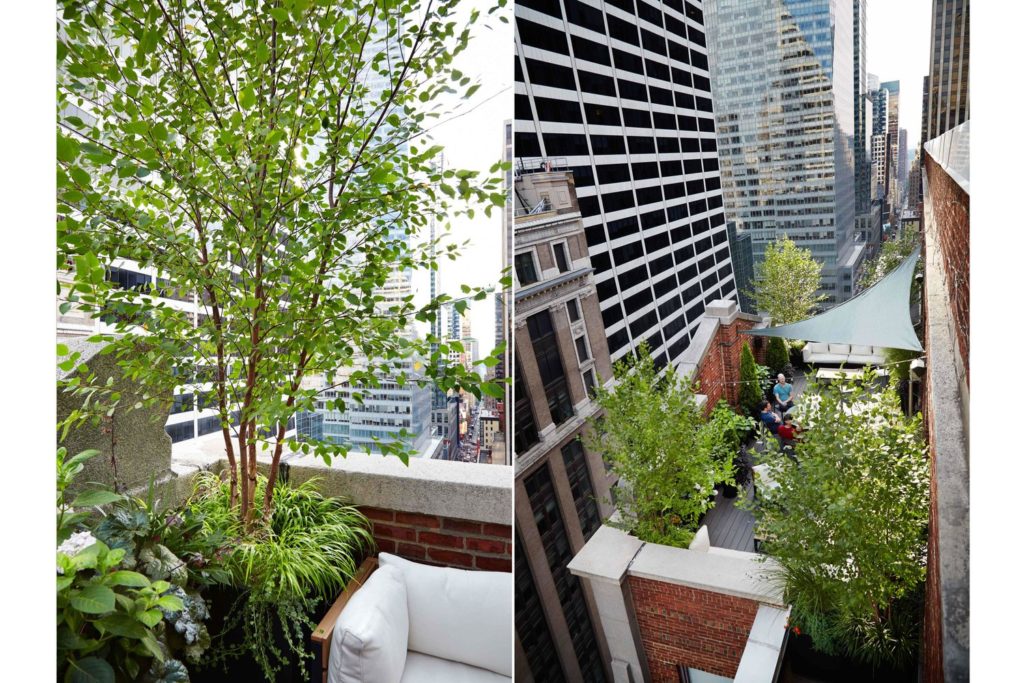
[765, 336, 788, 375]
[753, 371, 929, 668]
[748, 236, 826, 325]
[56, 0, 509, 531]
[738, 342, 762, 417]
[585, 344, 733, 548]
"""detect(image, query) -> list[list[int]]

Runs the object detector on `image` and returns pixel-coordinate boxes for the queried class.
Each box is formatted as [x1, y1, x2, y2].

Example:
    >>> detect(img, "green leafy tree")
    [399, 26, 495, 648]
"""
[859, 225, 921, 290]
[752, 371, 929, 668]
[585, 345, 733, 548]
[765, 336, 788, 374]
[56, 0, 509, 529]
[738, 342, 763, 416]
[749, 237, 826, 325]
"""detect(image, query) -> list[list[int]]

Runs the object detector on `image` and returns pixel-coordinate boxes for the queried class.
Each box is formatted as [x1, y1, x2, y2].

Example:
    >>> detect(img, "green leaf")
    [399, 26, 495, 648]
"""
[57, 575, 74, 591]
[239, 84, 256, 110]
[480, 382, 504, 399]
[105, 570, 150, 588]
[67, 657, 114, 683]
[156, 594, 184, 612]
[57, 133, 80, 163]
[57, 343, 70, 356]
[71, 489, 123, 508]
[138, 632, 166, 662]
[136, 608, 163, 628]
[70, 585, 116, 614]
[96, 612, 148, 639]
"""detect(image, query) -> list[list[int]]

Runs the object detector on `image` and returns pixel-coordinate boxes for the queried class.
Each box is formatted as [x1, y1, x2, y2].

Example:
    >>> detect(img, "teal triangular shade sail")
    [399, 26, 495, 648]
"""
[742, 246, 923, 352]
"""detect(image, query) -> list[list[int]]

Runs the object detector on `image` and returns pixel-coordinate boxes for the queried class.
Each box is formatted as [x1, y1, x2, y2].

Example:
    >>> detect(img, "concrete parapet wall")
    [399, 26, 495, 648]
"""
[172, 430, 513, 524]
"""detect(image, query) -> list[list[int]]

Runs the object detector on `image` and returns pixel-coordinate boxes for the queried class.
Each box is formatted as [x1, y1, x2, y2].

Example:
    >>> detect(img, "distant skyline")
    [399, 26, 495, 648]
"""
[867, 0, 932, 153]
[410, 0, 512, 361]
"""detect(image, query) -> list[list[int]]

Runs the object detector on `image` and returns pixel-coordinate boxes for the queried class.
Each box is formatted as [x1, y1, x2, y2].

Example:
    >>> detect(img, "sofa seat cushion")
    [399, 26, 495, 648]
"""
[805, 354, 850, 365]
[379, 553, 512, 677]
[847, 354, 883, 366]
[400, 652, 511, 683]
[330, 564, 409, 683]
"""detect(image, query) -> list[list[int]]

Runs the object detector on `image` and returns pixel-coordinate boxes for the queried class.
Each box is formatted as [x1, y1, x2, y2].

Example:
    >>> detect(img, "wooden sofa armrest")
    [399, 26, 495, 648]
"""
[311, 556, 379, 683]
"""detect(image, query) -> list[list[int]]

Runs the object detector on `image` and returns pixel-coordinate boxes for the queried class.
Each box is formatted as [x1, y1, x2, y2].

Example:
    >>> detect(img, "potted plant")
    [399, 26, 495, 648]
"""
[700, 401, 754, 499]
[186, 472, 374, 682]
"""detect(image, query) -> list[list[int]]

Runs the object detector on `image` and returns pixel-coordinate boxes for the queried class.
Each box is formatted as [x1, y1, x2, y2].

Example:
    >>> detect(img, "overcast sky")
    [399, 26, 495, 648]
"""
[867, 0, 932, 154]
[409, 1, 512, 361]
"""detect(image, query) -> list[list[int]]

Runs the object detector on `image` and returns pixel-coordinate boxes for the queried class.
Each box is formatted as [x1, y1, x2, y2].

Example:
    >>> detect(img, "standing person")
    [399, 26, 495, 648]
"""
[773, 373, 795, 414]
[759, 401, 782, 434]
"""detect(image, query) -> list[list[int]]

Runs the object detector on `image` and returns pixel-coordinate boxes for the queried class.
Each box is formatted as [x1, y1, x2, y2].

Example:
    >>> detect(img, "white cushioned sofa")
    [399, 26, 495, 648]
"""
[802, 342, 886, 366]
[313, 553, 512, 683]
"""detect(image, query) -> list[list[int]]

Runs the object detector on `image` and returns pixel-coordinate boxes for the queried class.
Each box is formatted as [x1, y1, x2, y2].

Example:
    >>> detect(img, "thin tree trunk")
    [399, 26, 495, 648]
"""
[237, 421, 250, 526]
[246, 419, 259, 529]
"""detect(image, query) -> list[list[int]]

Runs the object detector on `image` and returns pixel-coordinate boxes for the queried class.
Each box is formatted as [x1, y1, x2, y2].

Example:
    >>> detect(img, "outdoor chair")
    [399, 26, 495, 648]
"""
[313, 552, 513, 683]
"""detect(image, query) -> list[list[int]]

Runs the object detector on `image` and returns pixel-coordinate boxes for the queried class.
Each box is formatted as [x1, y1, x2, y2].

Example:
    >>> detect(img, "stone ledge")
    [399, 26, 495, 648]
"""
[734, 605, 791, 683]
[172, 431, 512, 525]
[567, 525, 644, 584]
[628, 542, 785, 607]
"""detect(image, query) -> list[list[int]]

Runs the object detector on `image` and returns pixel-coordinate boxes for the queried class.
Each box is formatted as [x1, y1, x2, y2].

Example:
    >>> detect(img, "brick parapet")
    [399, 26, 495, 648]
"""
[628, 576, 760, 680]
[361, 506, 512, 572]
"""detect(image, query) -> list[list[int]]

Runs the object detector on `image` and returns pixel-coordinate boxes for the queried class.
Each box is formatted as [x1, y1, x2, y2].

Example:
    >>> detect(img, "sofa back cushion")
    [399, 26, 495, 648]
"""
[827, 343, 851, 355]
[850, 344, 873, 356]
[379, 553, 512, 677]
[330, 564, 409, 683]
[806, 342, 829, 354]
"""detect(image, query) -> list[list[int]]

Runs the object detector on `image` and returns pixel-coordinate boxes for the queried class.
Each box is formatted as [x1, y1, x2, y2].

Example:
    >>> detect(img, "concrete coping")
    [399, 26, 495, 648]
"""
[567, 525, 645, 584]
[705, 298, 739, 324]
[171, 431, 512, 526]
[628, 541, 786, 607]
[734, 604, 792, 683]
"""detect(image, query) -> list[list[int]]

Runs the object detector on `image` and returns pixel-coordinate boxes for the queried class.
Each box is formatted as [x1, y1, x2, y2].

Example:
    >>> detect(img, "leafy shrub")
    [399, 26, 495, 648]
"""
[752, 371, 929, 668]
[189, 472, 374, 680]
[699, 401, 755, 466]
[586, 344, 734, 548]
[57, 534, 186, 683]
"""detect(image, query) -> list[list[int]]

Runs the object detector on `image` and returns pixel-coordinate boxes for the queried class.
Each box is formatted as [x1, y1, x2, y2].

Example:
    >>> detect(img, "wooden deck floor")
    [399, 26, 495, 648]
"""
[702, 482, 756, 552]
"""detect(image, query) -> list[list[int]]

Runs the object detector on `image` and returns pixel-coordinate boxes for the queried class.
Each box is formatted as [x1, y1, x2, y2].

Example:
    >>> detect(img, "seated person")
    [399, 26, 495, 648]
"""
[777, 414, 798, 444]
[759, 401, 782, 434]
[773, 373, 795, 414]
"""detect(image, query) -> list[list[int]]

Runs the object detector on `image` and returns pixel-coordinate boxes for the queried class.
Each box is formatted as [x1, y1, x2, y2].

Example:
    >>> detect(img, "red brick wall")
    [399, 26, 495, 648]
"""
[693, 317, 761, 413]
[629, 576, 759, 680]
[923, 155, 969, 385]
[361, 507, 512, 572]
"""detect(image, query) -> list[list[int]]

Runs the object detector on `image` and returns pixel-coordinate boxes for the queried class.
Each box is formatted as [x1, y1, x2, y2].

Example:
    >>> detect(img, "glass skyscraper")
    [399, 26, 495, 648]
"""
[705, 0, 857, 305]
